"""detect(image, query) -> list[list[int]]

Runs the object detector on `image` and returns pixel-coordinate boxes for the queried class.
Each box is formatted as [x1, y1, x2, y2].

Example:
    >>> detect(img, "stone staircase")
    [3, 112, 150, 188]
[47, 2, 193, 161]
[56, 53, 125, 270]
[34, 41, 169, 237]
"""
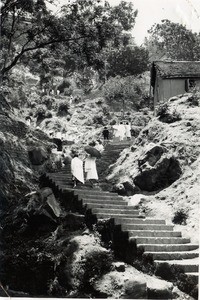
[96, 140, 131, 186]
[41, 141, 199, 285]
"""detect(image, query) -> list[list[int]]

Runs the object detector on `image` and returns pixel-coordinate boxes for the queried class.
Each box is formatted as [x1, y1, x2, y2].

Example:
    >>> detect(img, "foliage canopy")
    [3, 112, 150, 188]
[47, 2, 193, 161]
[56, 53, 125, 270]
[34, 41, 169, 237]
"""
[1, 0, 138, 76]
[147, 19, 200, 61]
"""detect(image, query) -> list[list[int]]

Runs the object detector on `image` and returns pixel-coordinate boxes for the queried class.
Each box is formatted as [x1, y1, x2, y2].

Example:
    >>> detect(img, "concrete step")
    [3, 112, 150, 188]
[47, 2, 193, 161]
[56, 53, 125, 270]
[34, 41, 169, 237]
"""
[115, 218, 165, 225]
[47, 173, 71, 178]
[96, 213, 141, 219]
[185, 272, 199, 284]
[86, 203, 130, 209]
[143, 251, 199, 260]
[60, 187, 102, 193]
[55, 180, 75, 185]
[74, 190, 118, 196]
[128, 230, 182, 237]
[122, 224, 174, 231]
[78, 194, 124, 200]
[155, 259, 199, 273]
[49, 177, 72, 181]
[57, 187, 116, 195]
[80, 198, 127, 208]
[138, 244, 199, 252]
[81, 199, 128, 206]
[48, 174, 71, 177]
[92, 208, 140, 215]
[57, 184, 82, 189]
[134, 237, 190, 245]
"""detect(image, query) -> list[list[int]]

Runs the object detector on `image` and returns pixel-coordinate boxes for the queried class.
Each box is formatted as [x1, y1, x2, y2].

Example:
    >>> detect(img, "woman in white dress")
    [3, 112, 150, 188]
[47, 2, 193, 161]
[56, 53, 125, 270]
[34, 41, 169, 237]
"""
[125, 122, 131, 139]
[118, 122, 126, 141]
[71, 154, 84, 188]
[84, 154, 98, 186]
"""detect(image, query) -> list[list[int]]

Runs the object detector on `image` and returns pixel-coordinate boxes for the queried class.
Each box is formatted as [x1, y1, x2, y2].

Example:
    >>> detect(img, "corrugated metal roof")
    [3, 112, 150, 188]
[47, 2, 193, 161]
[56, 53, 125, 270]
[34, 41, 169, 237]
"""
[150, 60, 200, 87]
[153, 60, 200, 78]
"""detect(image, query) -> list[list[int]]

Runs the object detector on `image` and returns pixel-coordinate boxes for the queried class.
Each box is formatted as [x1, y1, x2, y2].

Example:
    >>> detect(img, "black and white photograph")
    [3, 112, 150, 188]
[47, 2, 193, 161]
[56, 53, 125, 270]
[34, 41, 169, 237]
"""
[0, 0, 199, 299]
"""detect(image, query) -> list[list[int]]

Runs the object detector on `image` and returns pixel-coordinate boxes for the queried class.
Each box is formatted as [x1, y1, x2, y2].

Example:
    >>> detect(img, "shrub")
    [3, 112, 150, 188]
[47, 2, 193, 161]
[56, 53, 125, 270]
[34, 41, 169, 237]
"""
[103, 76, 149, 111]
[78, 249, 113, 289]
[172, 209, 188, 225]
[41, 95, 54, 109]
[156, 103, 169, 118]
[95, 99, 103, 105]
[35, 105, 46, 119]
[101, 105, 109, 116]
[63, 87, 73, 96]
[176, 273, 198, 299]
[187, 89, 200, 106]
[57, 102, 69, 116]
[57, 80, 71, 94]
[74, 95, 82, 103]
[132, 254, 155, 276]
[93, 115, 104, 125]
[45, 111, 52, 118]
[110, 119, 117, 125]
[155, 262, 198, 299]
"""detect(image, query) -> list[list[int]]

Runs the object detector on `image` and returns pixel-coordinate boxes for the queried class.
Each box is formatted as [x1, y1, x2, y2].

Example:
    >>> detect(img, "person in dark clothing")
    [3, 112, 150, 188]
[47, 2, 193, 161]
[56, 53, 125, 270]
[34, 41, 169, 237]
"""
[102, 127, 109, 141]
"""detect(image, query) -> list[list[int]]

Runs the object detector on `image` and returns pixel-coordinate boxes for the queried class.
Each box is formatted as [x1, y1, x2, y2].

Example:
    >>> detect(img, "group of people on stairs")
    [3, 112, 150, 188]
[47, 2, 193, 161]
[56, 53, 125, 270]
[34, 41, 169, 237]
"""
[113, 122, 131, 141]
[102, 122, 131, 143]
[71, 140, 103, 188]
[71, 153, 99, 188]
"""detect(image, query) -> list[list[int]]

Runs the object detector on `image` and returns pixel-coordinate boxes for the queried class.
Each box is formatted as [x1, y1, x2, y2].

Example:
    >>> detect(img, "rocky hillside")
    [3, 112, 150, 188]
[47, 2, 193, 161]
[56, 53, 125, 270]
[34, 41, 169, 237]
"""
[0, 67, 199, 299]
[106, 93, 200, 244]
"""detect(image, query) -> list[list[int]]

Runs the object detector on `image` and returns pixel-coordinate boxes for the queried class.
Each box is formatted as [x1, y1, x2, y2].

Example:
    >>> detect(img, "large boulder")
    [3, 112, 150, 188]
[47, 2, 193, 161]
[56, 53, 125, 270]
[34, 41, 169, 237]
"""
[134, 145, 182, 192]
[93, 269, 147, 299]
[122, 181, 141, 196]
[138, 144, 166, 167]
[147, 276, 173, 299]
[13, 188, 62, 236]
[40, 187, 62, 218]
[122, 279, 147, 299]
[64, 235, 113, 292]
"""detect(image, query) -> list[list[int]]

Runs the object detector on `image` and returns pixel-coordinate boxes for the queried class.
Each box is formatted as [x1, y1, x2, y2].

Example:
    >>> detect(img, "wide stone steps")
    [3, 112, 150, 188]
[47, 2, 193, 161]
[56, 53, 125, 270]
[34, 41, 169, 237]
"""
[96, 213, 142, 219]
[92, 208, 140, 215]
[137, 244, 199, 252]
[133, 237, 190, 244]
[74, 189, 118, 195]
[43, 140, 199, 286]
[114, 217, 165, 225]
[50, 177, 72, 181]
[81, 199, 128, 206]
[122, 224, 174, 231]
[86, 203, 130, 209]
[78, 194, 124, 201]
[128, 230, 182, 237]
[143, 251, 199, 260]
